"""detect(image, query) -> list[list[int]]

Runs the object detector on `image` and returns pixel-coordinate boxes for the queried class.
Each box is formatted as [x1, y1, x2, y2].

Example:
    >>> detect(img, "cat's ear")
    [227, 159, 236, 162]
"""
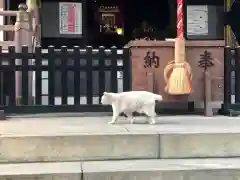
[103, 92, 108, 96]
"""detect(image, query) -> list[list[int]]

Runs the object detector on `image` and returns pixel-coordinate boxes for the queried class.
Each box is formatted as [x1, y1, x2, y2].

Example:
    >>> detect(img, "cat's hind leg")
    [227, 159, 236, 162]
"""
[125, 112, 135, 124]
[143, 103, 156, 125]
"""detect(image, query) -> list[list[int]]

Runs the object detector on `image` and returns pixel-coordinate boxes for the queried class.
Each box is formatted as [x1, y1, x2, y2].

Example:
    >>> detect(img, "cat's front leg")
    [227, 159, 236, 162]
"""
[149, 117, 156, 125]
[108, 104, 119, 124]
[108, 114, 118, 124]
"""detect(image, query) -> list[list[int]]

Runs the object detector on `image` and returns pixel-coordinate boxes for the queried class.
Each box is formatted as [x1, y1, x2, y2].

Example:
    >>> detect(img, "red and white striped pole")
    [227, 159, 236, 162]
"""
[177, 0, 184, 39]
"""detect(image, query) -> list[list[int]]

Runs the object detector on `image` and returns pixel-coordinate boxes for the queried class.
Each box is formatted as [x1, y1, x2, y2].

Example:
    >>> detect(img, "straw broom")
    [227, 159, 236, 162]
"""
[163, 0, 192, 95]
[164, 38, 192, 95]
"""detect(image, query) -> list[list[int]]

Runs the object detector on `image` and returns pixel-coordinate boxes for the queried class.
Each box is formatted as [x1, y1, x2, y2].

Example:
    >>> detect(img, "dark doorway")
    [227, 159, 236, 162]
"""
[86, 0, 172, 48]
[124, 0, 170, 41]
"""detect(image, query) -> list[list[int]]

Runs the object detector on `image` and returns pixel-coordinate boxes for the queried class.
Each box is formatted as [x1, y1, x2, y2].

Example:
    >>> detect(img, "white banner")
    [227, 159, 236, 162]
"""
[59, 2, 82, 35]
[187, 5, 208, 36]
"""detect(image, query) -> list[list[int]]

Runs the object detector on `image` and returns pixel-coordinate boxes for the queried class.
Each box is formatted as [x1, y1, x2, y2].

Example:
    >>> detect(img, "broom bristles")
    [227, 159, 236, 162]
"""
[167, 64, 191, 95]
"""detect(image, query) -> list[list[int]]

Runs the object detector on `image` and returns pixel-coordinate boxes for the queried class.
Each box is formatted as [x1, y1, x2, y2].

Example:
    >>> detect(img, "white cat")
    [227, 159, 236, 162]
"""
[101, 91, 163, 124]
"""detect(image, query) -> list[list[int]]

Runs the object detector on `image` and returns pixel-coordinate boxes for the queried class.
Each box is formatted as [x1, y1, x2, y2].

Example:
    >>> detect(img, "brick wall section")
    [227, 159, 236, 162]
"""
[130, 40, 225, 102]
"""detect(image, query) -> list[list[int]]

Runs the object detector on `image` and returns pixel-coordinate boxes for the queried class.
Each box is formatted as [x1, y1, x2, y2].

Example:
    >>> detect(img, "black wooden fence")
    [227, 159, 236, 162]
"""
[0, 46, 131, 114]
[220, 46, 240, 116]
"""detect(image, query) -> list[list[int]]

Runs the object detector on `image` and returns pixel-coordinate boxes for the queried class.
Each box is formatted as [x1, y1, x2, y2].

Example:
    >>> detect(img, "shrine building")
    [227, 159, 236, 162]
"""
[0, 0, 235, 48]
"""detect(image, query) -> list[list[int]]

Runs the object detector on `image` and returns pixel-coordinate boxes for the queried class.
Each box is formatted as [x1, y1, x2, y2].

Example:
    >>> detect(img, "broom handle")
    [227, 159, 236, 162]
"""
[204, 71, 213, 116]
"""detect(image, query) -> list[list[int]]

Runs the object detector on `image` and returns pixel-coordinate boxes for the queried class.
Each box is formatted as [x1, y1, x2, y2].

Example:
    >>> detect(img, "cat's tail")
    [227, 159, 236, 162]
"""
[153, 94, 163, 101]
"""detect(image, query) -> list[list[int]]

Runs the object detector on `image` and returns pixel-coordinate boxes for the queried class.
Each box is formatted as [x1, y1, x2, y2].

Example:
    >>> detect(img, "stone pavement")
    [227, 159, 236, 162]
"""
[1, 115, 240, 136]
[1, 115, 240, 180]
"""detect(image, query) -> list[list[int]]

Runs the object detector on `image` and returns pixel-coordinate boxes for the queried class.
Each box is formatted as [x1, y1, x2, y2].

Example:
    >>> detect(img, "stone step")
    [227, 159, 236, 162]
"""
[2, 158, 240, 180]
[2, 116, 240, 162]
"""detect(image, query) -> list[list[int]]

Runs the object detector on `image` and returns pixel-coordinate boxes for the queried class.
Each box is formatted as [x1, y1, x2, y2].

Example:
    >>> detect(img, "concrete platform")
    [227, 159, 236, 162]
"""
[1, 159, 240, 180]
[1, 116, 240, 162]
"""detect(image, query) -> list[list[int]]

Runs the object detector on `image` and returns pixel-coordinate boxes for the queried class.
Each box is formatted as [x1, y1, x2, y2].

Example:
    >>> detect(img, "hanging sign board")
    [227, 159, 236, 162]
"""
[187, 5, 208, 36]
[59, 2, 82, 35]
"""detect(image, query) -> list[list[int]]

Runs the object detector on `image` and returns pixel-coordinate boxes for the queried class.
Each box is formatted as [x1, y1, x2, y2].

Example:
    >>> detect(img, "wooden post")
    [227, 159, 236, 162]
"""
[27, 0, 41, 47]
[204, 71, 213, 116]
[146, 71, 154, 92]
[14, 3, 33, 104]
[224, 0, 236, 47]
[0, 70, 5, 120]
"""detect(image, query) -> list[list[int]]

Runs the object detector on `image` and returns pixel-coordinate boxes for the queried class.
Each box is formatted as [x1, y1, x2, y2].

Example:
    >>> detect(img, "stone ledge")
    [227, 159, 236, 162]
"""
[0, 162, 81, 180]
[82, 158, 240, 173]
[0, 162, 81, 176]
[0, 134, 159, 162]
[1, 159, 239, 180]
[82, 158, 240, 180]
[159, 133, 240, 158]
[2, 117, 240, 162]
